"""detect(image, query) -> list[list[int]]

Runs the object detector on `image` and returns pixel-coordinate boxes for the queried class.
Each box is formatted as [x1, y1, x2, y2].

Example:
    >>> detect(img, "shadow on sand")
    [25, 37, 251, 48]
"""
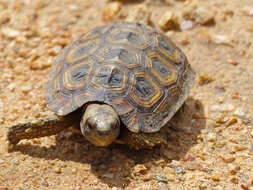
[12, 97, 206, 188]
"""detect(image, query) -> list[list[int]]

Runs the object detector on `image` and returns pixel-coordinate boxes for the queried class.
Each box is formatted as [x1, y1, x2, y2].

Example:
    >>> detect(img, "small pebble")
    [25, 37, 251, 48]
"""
[232, 92, 239, 99]
[186, 163, 202, 171]
[180, 20, 194, 30]
[169, 160, 181, 167]
[68, 4, 78, 11]
[211, 104, 235, 112]
[174, 167, 185, 174]
[234, 108, 246, 117]
[206, 132, 217, 142]
[7, 83, 16, 91]
[157, 182, 170, 190]
[246, 22, 253, 32]
[72, 168, 77, 173]
[219, 155, 235, 163]
[126, 4, 151, 25]
[194, 7, 215, 25]
[197, 28, 211, 43]
[212, 34, 233, 46]
[227, 59, 239, 66]
[183, 153, 196, 161]
[183, 3, 215, 25]
[182, 1, 197, 19]
[226, 117, 238, 127]
[165, 174, 174, 183]
[153, 174, 168, 183]
[2, 27, 20, 38]
[93, 179, 98, 185]
[10, 158, 19, 164]
[133, 164, 147, 175]
[230, 177, 239, 184]
[0, 101, 3, 110]
[215, 83, 226, 94]
[155, 159, 165, 166]
[20, 84, 32, 93]
[198, 73, 214, 85]
[102, 173, 114, 179]
[42, 179, 49, 187]
[48, 46, 61, 56]
[210, 175, 220, 181]
[0, 10, 10, 24]
[102, 2, 121, 22]
[242, 6, 253, 16]
[239, 174, 249, 183]
[241, 184, 249, 190]
[158, 11, 180, 31]
[142, 173, 153, 181]
[231, 145, 248, 153]
[54, 167, 62, 174]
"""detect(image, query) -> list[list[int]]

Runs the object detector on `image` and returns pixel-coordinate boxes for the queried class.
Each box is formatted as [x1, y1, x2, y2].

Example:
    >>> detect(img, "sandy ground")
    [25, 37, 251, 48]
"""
[0, 0, 253, 189]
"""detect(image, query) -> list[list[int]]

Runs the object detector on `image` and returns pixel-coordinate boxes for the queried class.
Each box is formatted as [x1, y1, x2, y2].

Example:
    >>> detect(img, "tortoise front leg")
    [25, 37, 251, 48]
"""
[6, 113, 80, 150]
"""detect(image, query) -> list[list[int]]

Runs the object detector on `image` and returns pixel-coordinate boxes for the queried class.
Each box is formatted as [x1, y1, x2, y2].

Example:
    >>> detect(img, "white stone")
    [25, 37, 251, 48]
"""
[211, 104, 235, 112]
[206, 132, 217, 142]
[212, 34, 232, 46]
[11, 158, 19, 164]
[2, 27, 20, 38]
[102, 173, 114, 179]
[69, 4, 78, 11]
[8, 83, 16, 91]
[180, 20, 194, 30]
[234, 108, 246, 117]
[20, 84, 32, 93]
[243, 6, 253, 16]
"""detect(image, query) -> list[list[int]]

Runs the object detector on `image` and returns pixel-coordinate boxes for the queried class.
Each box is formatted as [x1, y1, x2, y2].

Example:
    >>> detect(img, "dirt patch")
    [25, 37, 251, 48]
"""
[0, 0, 253, 189]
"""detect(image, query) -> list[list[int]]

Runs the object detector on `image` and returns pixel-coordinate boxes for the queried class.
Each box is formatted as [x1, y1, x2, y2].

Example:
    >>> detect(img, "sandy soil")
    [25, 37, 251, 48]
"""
[0, 0, 253, 189]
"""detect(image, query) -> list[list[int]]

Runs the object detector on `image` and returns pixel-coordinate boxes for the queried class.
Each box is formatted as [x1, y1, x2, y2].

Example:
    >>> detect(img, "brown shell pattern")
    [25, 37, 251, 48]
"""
[46, 22, 195, 133]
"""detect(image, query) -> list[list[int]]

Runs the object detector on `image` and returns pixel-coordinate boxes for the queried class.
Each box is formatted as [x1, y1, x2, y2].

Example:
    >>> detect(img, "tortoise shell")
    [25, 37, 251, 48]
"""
[46, 21, 195, 133]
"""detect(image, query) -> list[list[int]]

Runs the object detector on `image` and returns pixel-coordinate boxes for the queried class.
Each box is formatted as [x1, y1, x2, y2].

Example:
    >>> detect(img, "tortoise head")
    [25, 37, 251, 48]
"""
[80, 104, 120, 147]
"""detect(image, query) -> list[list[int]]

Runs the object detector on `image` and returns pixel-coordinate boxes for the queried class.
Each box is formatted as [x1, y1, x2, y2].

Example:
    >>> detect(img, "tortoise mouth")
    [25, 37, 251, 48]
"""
[82, 130, 119, 147]
[81, 122, 120, 147]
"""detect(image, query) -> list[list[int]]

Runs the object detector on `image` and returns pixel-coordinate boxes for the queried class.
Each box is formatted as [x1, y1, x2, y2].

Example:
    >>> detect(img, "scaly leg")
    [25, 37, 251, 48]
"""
[6, 112, 81, 150]
[117, 125, 168, 150]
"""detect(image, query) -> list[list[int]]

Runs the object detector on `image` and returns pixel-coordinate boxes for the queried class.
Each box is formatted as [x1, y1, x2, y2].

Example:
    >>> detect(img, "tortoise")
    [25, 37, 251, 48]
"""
[6, 21, 195, 150]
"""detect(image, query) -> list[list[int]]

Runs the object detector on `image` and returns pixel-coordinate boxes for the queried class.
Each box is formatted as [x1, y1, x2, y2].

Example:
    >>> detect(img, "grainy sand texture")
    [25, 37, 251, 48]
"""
[0, 0, 253, 189]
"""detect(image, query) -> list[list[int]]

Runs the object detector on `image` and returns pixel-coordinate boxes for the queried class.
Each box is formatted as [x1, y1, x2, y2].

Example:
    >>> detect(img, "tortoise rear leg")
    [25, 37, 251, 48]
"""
[117, 126, 168, 150]
[6, 112, 80, 151]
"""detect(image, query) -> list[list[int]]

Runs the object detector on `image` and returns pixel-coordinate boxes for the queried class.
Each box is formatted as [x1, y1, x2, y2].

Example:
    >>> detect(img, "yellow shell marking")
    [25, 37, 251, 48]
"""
[155, 34, 181, 64]
[129, 70, 163, 108]
[63, 60, 93, 91]
[96, 46, 142, 69]
[127, 112, 140, 133]
[91, 65, 127, 92]
[47, 92, 67, 112]
[109, 98, 135, 116]
[73, 91, 95, 107]
[146, 51, 178, 87]
[66, 38, 101, 63]
[106, 27, 149, 50]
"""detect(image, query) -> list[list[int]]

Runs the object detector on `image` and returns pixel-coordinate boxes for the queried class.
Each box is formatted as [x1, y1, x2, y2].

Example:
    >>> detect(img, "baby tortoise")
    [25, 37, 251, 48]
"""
[7, 22, 195, 150]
